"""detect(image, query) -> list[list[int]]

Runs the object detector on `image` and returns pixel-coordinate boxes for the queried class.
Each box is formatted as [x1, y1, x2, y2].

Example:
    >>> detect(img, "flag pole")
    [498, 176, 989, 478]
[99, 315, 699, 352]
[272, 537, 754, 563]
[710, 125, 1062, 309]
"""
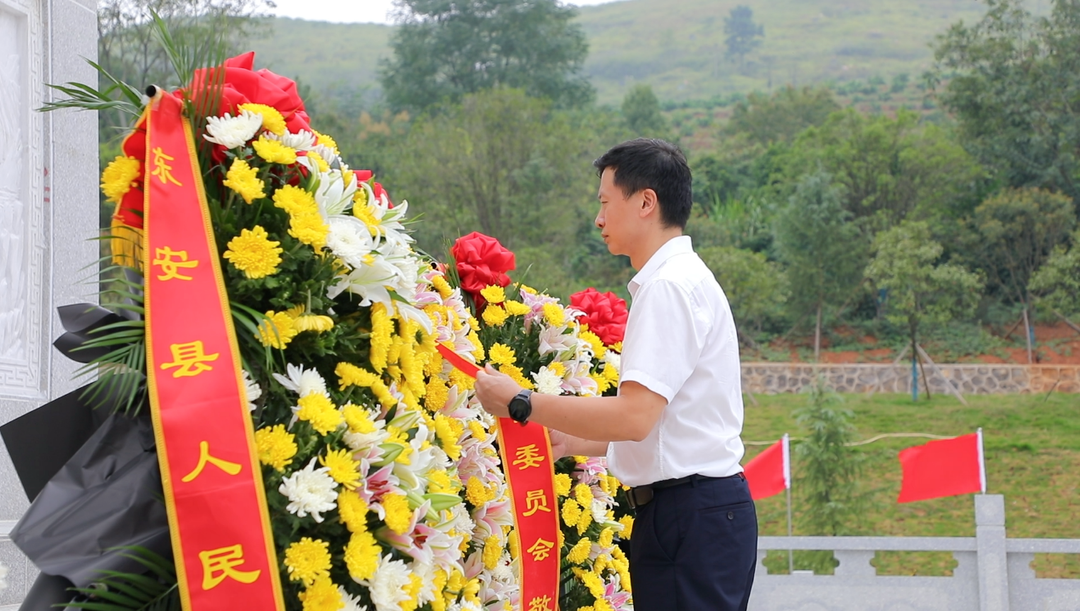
[783, 434, 793, 573]
[976, 427, 986, 494]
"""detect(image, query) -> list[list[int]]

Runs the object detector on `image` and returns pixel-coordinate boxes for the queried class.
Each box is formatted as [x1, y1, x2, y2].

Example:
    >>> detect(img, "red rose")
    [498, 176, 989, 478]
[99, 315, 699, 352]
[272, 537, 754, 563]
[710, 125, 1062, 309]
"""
[451, 232, 515, 309]
[570, 287, 628, 346]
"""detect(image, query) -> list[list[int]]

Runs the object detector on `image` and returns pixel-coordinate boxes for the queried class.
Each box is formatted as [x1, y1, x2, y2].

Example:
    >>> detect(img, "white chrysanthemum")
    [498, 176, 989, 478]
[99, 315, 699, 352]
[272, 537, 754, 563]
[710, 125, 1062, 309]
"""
[591, 498, 608, 524]
[339, 586, 368, 611]
[272, 363, 327, 397]
[268, 129, 317, 150]
[602, 350, 621, 370]
[0, 561, 8, 592]
[204, 110, 263, 149]
[493, 553, 515, 583]
[327, 217, 376, 269]
[312, 142, 342, 168]
[363, 554, 412, 611]
[532, 366, 563, 395]
[279, 458, 337, 522]
[242, 369, 262, 411]
[316, 169, 359, 217]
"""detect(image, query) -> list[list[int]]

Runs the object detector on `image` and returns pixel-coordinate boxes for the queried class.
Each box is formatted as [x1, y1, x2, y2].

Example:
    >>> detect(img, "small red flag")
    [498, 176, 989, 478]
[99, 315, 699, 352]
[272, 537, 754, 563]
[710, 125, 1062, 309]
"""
[744, 435, 790, 501]
[897, 430, 985, 503]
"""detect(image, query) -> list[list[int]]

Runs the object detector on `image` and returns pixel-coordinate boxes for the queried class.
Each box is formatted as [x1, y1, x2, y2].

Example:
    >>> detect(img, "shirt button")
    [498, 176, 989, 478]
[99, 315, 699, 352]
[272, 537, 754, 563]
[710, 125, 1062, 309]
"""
[727, 511, 735, 520]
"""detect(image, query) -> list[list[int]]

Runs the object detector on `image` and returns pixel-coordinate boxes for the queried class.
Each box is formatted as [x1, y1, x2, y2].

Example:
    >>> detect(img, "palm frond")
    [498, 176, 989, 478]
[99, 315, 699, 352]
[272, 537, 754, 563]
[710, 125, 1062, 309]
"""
[41, 58, 144, 118]
[65, 547, 180, 611]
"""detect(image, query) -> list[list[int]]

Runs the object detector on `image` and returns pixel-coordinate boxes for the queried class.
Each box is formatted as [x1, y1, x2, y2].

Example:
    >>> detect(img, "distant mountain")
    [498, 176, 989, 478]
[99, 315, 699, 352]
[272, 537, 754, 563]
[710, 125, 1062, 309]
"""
[248, 0, 1003, 107]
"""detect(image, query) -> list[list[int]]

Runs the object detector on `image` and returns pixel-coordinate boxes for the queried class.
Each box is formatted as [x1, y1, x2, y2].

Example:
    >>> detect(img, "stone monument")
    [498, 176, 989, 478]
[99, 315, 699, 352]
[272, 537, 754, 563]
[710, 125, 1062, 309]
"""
[0, 0, 98, 607]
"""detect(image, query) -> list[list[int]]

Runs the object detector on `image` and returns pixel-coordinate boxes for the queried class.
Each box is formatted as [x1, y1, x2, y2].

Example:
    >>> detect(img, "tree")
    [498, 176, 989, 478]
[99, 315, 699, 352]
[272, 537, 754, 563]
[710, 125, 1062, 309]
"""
[621, 84, 668, 137]
[773, 172, 866, 360]
[725, 86, 839, 146]
[380, 0, 593, 114]
[778, 109, 985, 237]
[968, 188, 1075, 358]
[865, 221, 983, 396]
[930, 0, 1080, 206]
[724, 5, 764, 71]
[1029, 230, 1080, 320]
[698, 245, 789, 337]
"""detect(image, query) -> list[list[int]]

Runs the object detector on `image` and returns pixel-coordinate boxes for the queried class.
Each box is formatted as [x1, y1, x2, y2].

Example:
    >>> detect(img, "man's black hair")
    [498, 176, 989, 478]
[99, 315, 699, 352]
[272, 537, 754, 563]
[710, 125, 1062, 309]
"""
[593, 138, 693, 229]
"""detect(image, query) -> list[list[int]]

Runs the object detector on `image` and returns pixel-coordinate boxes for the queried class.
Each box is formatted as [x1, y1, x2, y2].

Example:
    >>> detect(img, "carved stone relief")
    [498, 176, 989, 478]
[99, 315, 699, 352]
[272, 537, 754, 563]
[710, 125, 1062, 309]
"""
[0, 0, 44, 400]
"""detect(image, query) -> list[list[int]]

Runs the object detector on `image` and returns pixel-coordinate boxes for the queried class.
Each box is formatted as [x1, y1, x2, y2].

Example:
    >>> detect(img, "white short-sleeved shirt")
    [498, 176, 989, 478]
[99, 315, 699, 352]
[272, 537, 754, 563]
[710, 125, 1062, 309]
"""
[606, 235, 746, 487]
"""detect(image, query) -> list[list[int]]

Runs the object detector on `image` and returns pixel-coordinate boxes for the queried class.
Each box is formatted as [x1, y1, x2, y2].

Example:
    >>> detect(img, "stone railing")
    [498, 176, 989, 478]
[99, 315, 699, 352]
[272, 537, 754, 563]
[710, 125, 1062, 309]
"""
[750, 495, 1080, 611]
[741, 362, 1080, 395]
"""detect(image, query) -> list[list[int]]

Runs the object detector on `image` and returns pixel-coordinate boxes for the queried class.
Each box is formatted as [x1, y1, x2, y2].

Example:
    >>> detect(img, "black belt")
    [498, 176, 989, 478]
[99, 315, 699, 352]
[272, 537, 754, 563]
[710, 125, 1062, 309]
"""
[625, 472, 745, 510]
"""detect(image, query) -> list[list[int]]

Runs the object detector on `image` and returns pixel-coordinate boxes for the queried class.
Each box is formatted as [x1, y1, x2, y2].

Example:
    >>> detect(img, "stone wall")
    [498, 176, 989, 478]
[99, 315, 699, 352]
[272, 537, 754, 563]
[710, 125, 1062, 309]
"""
[741, 363, 1080, 395]
[0, 0, 99, 607]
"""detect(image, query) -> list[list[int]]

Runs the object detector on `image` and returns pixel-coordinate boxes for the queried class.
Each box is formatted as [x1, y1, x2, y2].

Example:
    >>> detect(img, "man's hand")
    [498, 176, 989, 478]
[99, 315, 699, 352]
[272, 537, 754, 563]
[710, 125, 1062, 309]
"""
[548, 429, 571, 459]
[474, 365, 522, 419]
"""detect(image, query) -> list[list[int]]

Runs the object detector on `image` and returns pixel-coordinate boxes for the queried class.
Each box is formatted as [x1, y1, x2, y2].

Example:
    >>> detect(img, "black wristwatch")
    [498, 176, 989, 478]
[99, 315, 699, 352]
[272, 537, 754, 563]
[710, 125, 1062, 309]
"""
[507, 389, 533, 424]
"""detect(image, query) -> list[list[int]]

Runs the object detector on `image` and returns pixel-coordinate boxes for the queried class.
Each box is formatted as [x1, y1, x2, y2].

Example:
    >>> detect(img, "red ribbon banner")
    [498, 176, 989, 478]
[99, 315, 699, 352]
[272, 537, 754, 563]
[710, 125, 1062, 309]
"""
[143, 92, 284, 610]
[437, 345, 560, 610]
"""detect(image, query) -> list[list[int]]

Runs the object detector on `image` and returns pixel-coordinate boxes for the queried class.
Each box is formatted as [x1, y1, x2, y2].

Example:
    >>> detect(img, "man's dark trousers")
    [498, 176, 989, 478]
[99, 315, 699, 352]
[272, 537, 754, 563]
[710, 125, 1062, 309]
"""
[629, 474, 757, 610]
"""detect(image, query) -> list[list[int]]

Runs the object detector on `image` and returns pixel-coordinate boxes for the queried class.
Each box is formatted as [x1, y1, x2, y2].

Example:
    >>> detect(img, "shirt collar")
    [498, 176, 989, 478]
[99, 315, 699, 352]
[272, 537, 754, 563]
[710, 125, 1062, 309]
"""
[628, 235, 693, 297]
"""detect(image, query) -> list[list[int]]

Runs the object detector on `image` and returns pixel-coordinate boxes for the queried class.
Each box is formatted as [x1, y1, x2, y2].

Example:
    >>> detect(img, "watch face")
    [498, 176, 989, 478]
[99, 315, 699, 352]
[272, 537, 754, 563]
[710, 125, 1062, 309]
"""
[508, 392, 531, 422]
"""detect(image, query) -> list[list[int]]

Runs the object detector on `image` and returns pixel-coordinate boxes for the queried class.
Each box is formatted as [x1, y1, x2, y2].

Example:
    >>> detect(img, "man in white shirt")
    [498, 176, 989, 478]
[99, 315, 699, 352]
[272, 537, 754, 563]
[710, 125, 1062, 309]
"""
[475, 138, 756, 610]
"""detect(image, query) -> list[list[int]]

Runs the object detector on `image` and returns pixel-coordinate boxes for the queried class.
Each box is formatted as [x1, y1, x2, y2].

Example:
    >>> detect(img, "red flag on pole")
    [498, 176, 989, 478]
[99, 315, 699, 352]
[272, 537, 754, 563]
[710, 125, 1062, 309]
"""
[897, 429, 986, 503]
[744, 434, 790, 501]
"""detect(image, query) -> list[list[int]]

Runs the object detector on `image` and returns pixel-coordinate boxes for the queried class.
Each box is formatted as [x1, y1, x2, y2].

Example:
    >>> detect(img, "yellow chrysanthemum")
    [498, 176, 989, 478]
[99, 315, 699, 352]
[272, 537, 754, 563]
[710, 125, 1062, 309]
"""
[574, 483, 593, 507]
[547, 361, 567, 377]
[603, 362, 619, 383]
[424, 377, 449, 411]
[618, 514, 634, 539]
[479, 285, 506, 304]
[487, 343, 516, 366]
[577, 506, 593, 534]
[288, 211, 329, 250]
[320, 448, 361, 490]
[467, 420, 488, 442]
[222, 158, 266, 204]
[297, 577, 343, 611]
[343, 530, 381, 582]
[239, 103, 286, 136]
[427, 469, 456, 494]
[561, 499, 582, 527]
[580, 329, 606, 359]
[581, 570, 606, 598]
[286, 305, 334, 333]
[273, 183, 318, 215]
[402, 574, 424, 611]
[482, 535, 502, 570]
[305, 150, 330, 173]
[369, 304, 393, 372]
[466, 332, 485, 361]
[465, 476, 496, 506]
[254, 424, 297, 472]
[434, 413, 462, 460]
[503, 300, 531, 316]
[481, 305, 509, 327]
[611, 341, 623, 353]
[341, 403, 376, 434]
[100, 155, 141, 202]
[382, 493, 413, 535]
[554, 473, 572, 497]
[313, 129, 338, 152]
[431, 274, 454, 299]
[598, 527, 615, 549]
[542, 302, 566, 327]
[252, 135, 297, 164]
[297, 393, 344, 435]
[338, 489, 369, 532]
[567, 537, 592, 565]
[449, 368, 475, 391]
[224, 226, 282, 279]
[284, 537, 332, 585]
[257, 310, 299, 348]
[335, 362, 380, 390]
[498, 363, 534, 390]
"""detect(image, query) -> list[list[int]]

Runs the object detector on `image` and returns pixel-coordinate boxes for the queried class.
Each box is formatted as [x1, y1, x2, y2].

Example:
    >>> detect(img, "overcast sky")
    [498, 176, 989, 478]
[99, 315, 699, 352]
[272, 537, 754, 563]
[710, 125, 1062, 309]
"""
[270, 0, 619, 25]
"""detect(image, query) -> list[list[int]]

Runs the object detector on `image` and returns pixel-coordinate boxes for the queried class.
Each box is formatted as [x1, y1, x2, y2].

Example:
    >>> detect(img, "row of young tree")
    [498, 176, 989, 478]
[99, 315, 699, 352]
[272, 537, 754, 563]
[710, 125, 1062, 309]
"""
[93, 0, 1080, 361]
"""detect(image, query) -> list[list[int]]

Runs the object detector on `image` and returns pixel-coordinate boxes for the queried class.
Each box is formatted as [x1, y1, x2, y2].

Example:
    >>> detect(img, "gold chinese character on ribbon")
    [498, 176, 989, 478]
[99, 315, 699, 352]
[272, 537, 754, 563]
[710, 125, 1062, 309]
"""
[151, 147, 182, 186]
[522, 489, 551, 517]
[198, 544, 261, 590]
[181, 440, 243, 482]
[160, 341, 219, 378]
[152, 246, 199, 281]
[528, 595, 553, 611]
[512, 444, 545, 470]
[526, 538, 555, 562]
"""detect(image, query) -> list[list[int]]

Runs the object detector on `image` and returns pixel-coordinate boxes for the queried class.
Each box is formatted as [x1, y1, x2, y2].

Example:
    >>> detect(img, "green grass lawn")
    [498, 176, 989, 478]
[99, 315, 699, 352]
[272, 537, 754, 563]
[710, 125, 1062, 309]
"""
[742, 392, 1080, 577]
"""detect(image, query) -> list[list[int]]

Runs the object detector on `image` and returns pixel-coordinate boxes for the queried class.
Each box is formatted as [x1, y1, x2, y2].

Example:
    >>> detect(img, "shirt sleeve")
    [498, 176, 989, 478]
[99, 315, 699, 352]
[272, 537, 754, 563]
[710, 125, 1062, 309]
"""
[619, 279, 707, 403]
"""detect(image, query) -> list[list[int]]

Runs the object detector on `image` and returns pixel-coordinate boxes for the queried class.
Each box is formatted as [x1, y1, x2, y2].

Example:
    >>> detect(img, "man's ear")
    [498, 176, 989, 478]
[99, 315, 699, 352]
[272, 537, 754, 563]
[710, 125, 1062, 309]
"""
[639, 188, 659, 218]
